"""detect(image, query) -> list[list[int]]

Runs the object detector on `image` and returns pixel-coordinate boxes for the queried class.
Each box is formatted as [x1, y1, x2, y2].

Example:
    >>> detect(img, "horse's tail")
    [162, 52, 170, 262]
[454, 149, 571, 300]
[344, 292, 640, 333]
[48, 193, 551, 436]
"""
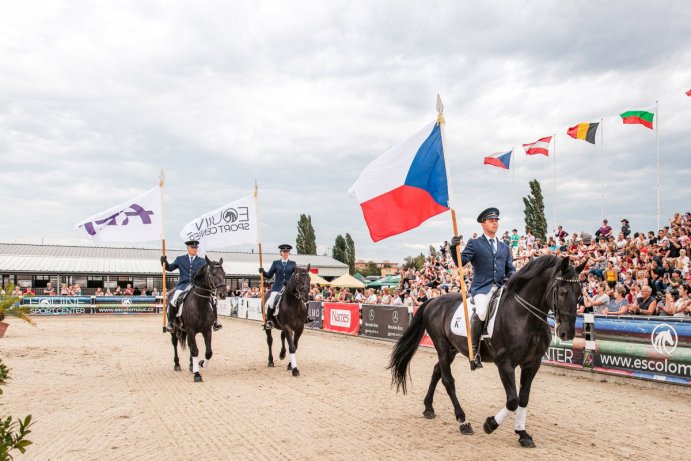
[176, 329, 187, 350]
[387, 300, 430, 395]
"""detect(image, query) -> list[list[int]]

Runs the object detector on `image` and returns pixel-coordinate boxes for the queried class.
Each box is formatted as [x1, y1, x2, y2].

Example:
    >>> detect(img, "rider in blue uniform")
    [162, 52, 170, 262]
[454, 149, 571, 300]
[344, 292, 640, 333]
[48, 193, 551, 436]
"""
[450, 207, 516, 370]
[161, 240, 223, 332]
[259, 244, 297, 330]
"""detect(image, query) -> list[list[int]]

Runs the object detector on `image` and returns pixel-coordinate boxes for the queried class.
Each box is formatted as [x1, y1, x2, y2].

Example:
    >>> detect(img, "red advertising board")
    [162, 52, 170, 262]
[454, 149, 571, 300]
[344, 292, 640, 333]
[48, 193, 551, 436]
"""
[323, 303, 359, 335]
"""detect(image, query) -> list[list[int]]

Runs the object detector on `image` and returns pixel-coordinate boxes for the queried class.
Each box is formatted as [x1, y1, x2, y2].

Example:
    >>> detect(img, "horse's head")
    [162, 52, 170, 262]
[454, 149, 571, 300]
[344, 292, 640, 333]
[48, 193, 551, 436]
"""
[289, 264, 311, 304]
[204, 255, 228, 299]
[551, 257, 587, 341]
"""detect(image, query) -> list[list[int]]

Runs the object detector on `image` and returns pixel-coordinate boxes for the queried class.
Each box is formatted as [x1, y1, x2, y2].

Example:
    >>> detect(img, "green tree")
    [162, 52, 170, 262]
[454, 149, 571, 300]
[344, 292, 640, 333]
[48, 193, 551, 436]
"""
[523, 179, 547, 243]
[295, 214, 317, 255]
[429, 245, 438, 258]
[344, 233, 355, 275]
[402, 253, 426, 270]
[332, 234, 347, 264]
[360, 261, 381, 277]
[0, 284, 33, 325]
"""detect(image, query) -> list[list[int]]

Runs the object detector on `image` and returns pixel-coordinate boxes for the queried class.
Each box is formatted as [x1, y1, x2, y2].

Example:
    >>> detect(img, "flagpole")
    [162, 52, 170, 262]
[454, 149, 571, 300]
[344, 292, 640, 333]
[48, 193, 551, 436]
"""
[159, 170, 168, 333]
[656, 100, 660, 231]
[600, 118, 604, 222]
[437, 94, 475, 363]
[255, 180, 267, 325]
[512, 146, 516, 184]
[552, 133, 558, 232]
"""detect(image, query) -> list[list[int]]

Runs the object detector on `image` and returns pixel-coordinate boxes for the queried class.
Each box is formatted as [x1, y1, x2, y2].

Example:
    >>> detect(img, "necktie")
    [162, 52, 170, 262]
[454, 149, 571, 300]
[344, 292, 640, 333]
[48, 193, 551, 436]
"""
[490, 238, 496, 255]
[190, 256, 194, 265]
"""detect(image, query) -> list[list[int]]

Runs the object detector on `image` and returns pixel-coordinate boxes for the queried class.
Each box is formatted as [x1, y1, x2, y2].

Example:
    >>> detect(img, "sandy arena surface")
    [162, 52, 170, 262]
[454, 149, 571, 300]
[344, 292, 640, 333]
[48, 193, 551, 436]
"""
[1, 315, 689, 461]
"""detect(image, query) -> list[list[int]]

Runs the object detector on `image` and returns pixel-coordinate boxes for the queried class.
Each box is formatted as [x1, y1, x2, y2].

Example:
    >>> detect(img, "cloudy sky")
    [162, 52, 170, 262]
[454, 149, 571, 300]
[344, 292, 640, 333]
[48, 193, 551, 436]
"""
[1, 1, 690, 262]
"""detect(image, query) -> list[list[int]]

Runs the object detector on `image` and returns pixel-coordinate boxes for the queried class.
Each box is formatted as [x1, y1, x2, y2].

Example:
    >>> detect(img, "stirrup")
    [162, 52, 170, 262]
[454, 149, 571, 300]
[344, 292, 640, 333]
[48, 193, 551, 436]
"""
[470, 353, 483, 371]
[213, 321, 223, 331]
[166, 321, 174, 333]
[264, 320, 274, 330]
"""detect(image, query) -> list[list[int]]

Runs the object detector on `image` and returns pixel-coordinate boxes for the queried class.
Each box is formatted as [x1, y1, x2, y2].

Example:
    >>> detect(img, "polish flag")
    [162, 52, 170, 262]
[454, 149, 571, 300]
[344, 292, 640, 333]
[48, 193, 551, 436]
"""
[348, 122, 449, 242]
[522, 136, 552, 156]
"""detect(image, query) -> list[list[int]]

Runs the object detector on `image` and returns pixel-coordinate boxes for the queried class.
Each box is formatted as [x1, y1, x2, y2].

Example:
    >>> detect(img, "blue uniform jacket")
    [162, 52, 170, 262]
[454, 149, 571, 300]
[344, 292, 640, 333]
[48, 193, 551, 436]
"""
[164, 255, 207, 290]
[261, 259, 297, 292]
[452, 235, 516, 296]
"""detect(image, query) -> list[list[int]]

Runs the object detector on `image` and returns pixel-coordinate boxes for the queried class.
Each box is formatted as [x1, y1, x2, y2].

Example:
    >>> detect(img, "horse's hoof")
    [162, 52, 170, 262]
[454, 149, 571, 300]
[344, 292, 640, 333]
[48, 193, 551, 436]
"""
[459, 421, 474, 435]
[287, 363, 292, 371]
[174, 365, 181, 372]
[516, 431, 535, 448]
[292, 368, 300, 377]
[279, 350, 286, 360]
[268, 361, 274, 368]
[484, 416, 499, 434]
[423, 409, 435, 419]
[194, 373, 203, 383]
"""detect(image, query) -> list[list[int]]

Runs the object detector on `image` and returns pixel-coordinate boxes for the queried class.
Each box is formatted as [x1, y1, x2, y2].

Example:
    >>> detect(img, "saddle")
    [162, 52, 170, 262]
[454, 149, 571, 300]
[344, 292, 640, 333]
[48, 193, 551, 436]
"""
[479, 286, 505, 336]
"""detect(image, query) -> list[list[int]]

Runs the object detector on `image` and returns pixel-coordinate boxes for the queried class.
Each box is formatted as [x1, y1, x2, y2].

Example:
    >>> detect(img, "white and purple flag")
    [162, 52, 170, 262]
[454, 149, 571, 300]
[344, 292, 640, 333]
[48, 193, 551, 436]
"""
[75, 186, 161, 242]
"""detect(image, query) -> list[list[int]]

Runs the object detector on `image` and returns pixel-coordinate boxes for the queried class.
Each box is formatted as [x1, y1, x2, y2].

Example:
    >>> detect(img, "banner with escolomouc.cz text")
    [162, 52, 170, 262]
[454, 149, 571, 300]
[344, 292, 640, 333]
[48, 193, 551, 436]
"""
[322, 303, 359, 335]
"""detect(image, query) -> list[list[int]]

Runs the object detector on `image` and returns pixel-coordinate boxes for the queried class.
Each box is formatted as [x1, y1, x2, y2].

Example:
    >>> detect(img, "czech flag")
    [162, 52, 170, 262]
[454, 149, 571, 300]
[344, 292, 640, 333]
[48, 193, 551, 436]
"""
[348, 122, 449, 242]
[483, 150, 512, 170]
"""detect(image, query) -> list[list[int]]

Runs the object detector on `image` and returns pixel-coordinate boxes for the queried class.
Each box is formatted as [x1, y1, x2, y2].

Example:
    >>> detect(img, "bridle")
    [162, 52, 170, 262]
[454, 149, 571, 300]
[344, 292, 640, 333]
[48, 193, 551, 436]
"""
[193, 263, 226, 299]
[288, 271, 311, 304]
[512, 272, 580, 328]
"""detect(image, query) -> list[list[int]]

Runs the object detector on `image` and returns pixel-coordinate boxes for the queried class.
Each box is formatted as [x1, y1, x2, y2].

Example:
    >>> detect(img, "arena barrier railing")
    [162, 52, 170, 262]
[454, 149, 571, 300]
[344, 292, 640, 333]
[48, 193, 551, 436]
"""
[23, 295, 162, 315]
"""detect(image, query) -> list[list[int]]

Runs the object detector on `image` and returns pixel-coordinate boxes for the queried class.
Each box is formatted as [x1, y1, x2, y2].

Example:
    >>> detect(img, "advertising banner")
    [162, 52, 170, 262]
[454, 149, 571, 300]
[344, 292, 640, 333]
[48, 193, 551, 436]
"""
[542, 337, 585, 369]
[237, 299, 248, 319]
[360, 304, 409, 341]
[23, 296, 91, 306]
[217, 298, 232, 317]
[323, 303, 359, 335]
[306, 302, 323, 329]
[91, 296, 159, 314]
[246, 298, 263, 321]
[28, 305, 92, 316]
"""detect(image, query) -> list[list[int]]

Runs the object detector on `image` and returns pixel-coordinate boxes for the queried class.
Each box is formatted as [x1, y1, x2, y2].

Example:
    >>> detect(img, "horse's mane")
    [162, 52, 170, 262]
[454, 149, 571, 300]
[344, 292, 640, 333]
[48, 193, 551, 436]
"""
[505, 255, 561, 293]
[285, 266, 306, 292]
[192, 263, 208, 285]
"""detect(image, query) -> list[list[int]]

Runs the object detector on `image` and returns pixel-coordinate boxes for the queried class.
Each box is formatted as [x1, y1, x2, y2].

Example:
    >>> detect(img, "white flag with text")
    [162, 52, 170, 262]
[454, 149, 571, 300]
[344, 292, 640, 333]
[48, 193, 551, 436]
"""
[74, 186, 161, 242]
[180, 195, 259, 250]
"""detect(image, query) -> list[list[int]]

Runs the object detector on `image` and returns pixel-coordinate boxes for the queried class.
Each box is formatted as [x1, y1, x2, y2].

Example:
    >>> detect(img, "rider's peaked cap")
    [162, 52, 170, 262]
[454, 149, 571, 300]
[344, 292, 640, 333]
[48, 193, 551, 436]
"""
[278, 244, 293, 251]
[477, 207, 500, 223]
[185, 240, 200, 247]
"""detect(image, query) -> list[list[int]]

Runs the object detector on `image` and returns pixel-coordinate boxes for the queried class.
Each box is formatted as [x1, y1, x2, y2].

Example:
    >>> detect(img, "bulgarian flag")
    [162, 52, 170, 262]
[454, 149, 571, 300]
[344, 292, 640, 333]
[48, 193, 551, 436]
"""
[348, 122, 449, 242]
[620, 110, 655, 129]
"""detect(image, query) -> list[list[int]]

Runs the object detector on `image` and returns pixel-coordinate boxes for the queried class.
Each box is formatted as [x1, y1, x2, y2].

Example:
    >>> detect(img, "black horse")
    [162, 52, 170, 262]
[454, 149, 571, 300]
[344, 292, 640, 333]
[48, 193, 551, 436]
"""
[169, 256, 227, 382]
[265, 265, 311, 377]
[389, 256, 585, 447]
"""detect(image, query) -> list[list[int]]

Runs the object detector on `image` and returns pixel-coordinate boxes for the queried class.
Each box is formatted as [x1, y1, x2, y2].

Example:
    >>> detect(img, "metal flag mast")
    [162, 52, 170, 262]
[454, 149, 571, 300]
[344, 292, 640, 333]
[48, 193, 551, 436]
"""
[552, 133, 557, 231]
[159, 170, 168, 333]
[436, 94, 475, 363]
[255, 180, 267, 325]
[655, 100, 660, 231]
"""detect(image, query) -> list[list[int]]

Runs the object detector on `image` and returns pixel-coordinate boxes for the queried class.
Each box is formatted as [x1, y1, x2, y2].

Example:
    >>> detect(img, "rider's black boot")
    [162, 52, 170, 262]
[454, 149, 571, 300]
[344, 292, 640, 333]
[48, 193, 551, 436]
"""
[212, 300, 222, 331]
[469, 312, 484, 371]
[166, 303, 176, 332]
[264, 308, 275, 330]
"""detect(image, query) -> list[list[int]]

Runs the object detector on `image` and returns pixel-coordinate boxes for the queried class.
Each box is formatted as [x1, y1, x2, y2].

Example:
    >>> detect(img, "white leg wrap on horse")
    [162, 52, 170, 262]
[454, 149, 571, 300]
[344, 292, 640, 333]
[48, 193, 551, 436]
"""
[514, 406, 527, 431]
[192, 356, 200, 373]
[290, 353, 297, 369]
[495, 407, 512, 425]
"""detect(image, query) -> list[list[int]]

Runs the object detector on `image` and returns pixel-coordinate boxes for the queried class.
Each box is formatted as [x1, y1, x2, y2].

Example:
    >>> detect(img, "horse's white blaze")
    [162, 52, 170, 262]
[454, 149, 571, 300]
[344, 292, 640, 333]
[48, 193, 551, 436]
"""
[495, 407, 512, 425]
[192, 356, 200, 373]
[290, 353, 297, 369]
[514, 406, 527, 431]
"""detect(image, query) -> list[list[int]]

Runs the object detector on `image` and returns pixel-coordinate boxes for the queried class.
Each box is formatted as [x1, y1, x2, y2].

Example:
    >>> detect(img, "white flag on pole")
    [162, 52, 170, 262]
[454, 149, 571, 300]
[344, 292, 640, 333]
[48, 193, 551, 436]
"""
[74, 186, 161, 242]
[179, 195, 259, 251]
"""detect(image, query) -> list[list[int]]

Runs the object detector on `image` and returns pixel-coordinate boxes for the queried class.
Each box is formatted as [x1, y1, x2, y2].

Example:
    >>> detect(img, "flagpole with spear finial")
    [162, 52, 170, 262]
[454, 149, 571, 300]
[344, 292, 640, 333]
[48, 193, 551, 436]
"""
[436, 94, 475, 363]
[159, 169, 168, 333]
[254, 180, 267, 326]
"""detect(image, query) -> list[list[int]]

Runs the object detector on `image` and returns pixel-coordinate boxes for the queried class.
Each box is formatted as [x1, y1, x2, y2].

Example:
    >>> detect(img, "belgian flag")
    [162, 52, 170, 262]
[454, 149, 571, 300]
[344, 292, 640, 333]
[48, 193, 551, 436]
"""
[566, 122, 599, 144]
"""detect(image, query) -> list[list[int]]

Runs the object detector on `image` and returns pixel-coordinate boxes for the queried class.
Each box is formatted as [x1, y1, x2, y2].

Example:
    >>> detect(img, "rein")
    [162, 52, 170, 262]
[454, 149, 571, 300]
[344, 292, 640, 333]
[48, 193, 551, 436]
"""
[192, 264, 225, 300]
[512, 273, 580, 328]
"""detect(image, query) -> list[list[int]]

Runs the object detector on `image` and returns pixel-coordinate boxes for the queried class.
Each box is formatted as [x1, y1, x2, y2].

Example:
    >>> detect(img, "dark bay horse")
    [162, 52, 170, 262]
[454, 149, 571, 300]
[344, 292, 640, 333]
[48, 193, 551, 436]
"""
[265, 265, 311, 377]
[389, 256, 585, 447]
[170, 256, 227, 382]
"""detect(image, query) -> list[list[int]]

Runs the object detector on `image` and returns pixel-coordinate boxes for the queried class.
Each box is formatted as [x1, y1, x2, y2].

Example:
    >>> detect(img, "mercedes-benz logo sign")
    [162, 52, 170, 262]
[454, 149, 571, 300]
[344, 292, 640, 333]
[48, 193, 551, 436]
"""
[121, 298, 132, 306]
[392, 311, 399, 323]
[651, 323, 678, 356]
[223, 208, 238, 223]
[368, 309, 375, 321]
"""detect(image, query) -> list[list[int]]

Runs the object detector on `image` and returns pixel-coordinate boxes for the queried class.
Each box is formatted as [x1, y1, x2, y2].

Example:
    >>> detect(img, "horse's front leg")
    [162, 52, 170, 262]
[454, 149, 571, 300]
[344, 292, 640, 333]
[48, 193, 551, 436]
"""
[265, 328, 275, 367]
[187, 331, 203, 382]
[170, 332, 181, 371]
[434, 342, 471, 434]
[513, 361, 541, 448]
[483, 358, 518, 436]
[279, 331, 287, 360]
[423, 361, 442, 419]
[199, 329, 213, 370]
[283, 329, 299, 377]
